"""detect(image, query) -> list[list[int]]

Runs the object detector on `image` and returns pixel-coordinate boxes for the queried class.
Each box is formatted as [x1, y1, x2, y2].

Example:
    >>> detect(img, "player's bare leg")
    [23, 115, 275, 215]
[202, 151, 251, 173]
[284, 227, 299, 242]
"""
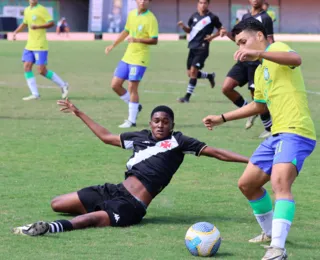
[23, 62, 40, 100]
[38, 65, 69, 98]
[111, 76, 127, 97]
[51, 192, 87, 215]
[119, 80, 141, 128]
[238, 162, 272, 244]
[222, 77, 248, 107]
[260, 163, 297, 260]
[12, 211, 111, 236]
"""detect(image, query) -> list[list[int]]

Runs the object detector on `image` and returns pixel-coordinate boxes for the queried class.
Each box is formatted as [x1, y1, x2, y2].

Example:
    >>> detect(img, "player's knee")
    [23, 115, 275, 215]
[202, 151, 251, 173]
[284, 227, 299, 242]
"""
[271, 177, 291, 195]
[111, 81, 121, 91]
[222, 85, 231, 95]
[51, 197, 62, 212]
[24, 63, 32, 72]
[238, 178, 255, 196]
[38, 67, 47, 76]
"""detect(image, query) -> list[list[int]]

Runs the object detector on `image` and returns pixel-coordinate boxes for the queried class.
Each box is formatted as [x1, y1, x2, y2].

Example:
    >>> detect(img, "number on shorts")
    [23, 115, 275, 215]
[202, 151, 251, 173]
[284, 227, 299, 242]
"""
[129, 67, 137, 76]
[34, 52, 39, 61]
[275, 141, 283, 154]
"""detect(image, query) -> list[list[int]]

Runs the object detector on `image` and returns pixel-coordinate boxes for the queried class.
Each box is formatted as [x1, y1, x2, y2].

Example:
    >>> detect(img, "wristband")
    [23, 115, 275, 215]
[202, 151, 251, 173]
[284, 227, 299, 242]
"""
[221, 114, 227, 122]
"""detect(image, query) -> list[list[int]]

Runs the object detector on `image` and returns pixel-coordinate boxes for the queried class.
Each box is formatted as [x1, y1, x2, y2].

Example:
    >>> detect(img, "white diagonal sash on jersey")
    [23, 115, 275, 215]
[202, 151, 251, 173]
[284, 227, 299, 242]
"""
[126, 136, 179, 170]
[189, 16, 212, 42]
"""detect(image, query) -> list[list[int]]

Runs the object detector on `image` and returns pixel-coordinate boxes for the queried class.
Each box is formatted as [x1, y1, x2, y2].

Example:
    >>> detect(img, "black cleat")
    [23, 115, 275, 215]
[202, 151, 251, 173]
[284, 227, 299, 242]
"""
[208, 72, 216, 88]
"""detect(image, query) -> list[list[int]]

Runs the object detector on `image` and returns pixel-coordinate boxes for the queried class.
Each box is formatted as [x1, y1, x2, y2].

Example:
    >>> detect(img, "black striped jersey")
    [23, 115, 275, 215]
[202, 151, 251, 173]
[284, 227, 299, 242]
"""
[120, 130, 207, 197]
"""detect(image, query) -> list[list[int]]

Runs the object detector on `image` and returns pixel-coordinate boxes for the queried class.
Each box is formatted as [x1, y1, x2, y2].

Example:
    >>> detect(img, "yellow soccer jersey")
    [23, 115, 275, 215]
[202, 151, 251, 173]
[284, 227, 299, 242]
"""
[254, 42, 316, 140]
[23, 4, 53, 50]
[122, 9, 159, 67]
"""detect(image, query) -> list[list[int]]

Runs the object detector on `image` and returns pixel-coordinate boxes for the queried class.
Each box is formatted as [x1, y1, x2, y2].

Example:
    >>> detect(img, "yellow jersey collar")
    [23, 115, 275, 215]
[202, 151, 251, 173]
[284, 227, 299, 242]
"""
[136, 9, 149, 16]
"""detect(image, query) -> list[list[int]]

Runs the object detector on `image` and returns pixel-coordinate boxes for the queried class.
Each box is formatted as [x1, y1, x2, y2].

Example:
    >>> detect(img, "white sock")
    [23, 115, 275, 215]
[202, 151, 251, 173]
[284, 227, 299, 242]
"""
[271, 219, 291, 248]
[200, 71, 208, 78]
[45, 70, 66, 88]
[26, 77, 39, 97]
[120, 91, 130, 104]
[128, 102, 139, 124]
[254, 210, 273, 237]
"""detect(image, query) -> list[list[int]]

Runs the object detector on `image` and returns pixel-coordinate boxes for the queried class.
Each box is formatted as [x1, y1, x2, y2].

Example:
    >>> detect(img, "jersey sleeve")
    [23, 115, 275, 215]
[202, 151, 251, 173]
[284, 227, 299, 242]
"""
[212, 15, 222, 30]
[42, 7, 53, 23]
[148, 15, 159, 39]
[263, 16, 274, 36]
[187, 15, 193, 27]
[23, 8, 28, 24]
[120, 131, 139, 150]
[178, 134, 207, 156]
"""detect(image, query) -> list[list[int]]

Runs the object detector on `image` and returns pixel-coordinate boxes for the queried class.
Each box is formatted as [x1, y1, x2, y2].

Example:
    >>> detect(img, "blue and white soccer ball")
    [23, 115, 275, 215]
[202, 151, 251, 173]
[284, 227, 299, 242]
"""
[185, 222, 221, 257]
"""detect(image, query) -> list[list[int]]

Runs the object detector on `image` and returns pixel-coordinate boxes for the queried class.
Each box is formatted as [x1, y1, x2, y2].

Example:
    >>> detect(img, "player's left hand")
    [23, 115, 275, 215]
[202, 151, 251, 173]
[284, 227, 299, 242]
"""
[57, 98, 80, 116]
[202, 115, 224, 130]
[234, 49, 261, 62]
[30, 24, 39, 30]
[219, 28, 227, 37]
[204, 34, 213, 42]
[127, 37, 137, 43]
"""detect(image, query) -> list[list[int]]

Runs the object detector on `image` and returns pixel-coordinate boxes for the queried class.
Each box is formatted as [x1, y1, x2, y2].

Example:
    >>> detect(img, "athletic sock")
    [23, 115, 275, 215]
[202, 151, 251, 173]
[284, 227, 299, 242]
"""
[45, 70, 66, 88]
[186, 78, 197, 100]
[249, 189, 273, 237]
[260, 111, 272, 132]
[197, 71, 209, 79]
[233, 96, 248, 108]
[24, 71, 39, 97]
[49, 219, 73, 233]
[271, 199, 295, 249]
[120, 90, 130, 104]
[128, 102, 139, 124]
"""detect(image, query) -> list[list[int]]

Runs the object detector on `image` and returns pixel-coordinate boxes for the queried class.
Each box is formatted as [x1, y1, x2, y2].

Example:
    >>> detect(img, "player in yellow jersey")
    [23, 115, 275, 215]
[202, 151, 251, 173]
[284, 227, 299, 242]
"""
[105, 0, 158, 128]
[13, 0, 68, 101]
[263, 2, 276, 22]
[202, 18, 316, 260]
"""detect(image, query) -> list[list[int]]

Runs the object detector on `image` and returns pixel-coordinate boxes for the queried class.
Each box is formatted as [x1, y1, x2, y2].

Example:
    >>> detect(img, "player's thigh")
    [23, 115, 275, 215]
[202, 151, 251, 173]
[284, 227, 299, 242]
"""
[51, 192, 87, 215]
[271, 133, 316, 191]
[238, 162, 270, 193]
[113, 60, 129, 82]
[22, 49, 35, 70]
[128, 80, 140, 94]
[71, 210, 111, 229]
[111, 76, 126, 90]
[224, 62, 248, 90]
[270, 163, 297, 195]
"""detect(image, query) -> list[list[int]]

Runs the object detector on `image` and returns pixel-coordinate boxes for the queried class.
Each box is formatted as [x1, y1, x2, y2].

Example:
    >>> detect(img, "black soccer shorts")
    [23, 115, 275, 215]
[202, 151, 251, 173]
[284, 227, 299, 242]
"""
[186, 48, 209, 70]
[77, 183, 146, 227]
[227, 61, 259, 89]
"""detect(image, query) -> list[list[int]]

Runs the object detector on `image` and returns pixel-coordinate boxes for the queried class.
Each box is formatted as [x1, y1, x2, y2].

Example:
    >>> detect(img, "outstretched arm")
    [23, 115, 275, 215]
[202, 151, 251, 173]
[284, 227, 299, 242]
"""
[57, 99, 121, 147]
[13, 23, 27, 40]
[200, 146, 249, 163]
[177, 21, 191, 34]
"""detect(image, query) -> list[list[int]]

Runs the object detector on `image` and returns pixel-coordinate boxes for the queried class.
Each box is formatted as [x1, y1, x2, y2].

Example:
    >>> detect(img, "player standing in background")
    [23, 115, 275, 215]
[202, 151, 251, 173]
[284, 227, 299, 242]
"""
[223, 0, 274, 138]
[263, 2, 277, 22]
[177, 0, 226, 103]
[12, 0, 69, 101]
[105, 0, 158, 128]
[203, 18, 316, 260]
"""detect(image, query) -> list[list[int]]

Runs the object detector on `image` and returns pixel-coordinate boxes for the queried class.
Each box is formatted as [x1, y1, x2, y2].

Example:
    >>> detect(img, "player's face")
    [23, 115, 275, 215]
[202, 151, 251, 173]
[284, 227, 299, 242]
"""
[235, 30, 265, 51]
[249, 0, 263, 9]
[198, 0, 209, 13]
[29, 0, 38, 6]
[262, 4, 268, 11]
[150, 112, 174, 140]
[136, 0, 150, 10]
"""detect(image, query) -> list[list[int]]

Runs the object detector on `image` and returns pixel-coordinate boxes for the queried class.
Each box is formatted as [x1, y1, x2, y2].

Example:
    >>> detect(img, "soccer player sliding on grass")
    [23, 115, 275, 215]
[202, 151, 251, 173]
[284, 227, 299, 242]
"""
[13, 99, 248, 236]
[203, 18, 316, 260]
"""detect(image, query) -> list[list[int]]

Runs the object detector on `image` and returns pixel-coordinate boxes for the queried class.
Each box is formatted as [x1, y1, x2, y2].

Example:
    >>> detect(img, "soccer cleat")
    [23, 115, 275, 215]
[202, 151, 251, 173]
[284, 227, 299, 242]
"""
[118, 120, 136, 128]
[259, 130, 272, 139]
[245, 115, 258, 129]
[12, 221, 49, 236]
[138, 104, 143, 112]
[249, 232, 271, 243]
[61, 83, 69, 99]
[177, 97, 190, 103]
[22, 94, 40, 101]
[261, 246, 288, 260]
[208, 72, 216, 88]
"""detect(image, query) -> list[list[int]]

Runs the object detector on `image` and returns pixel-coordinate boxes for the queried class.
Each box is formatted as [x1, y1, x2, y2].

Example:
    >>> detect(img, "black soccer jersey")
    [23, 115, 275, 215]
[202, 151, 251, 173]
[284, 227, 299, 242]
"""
[120, 130, 207, 197]
[187, 11, 222, 49]
[242, 10, 274, 36]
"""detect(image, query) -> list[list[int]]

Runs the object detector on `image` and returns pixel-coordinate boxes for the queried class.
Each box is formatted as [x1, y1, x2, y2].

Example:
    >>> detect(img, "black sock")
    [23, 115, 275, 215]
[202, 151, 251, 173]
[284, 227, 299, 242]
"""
[49, 219, 73, 233]
[185, 78, 197, 100]
[233, 96, 248, 108]
[260, 112, 272, 132]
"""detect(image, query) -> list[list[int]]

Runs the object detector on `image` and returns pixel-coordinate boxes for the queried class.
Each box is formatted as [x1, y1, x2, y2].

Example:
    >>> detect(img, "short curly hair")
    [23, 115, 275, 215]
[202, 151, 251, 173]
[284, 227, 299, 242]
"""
[232, 17, 267, 39]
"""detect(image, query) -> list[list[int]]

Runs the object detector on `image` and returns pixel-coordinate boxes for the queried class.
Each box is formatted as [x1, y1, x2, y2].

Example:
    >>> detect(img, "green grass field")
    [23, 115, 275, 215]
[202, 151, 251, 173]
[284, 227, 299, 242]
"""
[0, 40, 319, 260]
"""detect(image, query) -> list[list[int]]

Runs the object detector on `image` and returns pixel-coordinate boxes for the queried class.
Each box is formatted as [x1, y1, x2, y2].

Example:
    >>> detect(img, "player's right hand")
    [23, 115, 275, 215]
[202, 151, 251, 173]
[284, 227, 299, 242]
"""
[57, 98, 80, 116]
[177, 21, 184, 27]
[202, 115, 224, 130]
[105, 45, 114, 55]
[12, 33, 16, 41]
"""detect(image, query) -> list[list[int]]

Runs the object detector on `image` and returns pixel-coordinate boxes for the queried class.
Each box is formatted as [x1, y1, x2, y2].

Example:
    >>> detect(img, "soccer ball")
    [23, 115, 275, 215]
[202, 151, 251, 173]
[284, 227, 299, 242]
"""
[185, 222, 221, 257]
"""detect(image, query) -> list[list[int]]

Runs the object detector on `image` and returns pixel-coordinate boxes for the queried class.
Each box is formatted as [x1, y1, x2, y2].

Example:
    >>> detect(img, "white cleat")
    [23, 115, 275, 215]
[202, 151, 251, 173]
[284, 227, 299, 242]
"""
[12, 221, 49, 236]
[249, 232, 271, 243]
[118, 120, 136, 128]
[61, 83, 69, 99]
[245, 115, 258, 129]
[259, 130, 272, 139]
[22, 95, 40, 101]
[262, 246, 288, 260]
